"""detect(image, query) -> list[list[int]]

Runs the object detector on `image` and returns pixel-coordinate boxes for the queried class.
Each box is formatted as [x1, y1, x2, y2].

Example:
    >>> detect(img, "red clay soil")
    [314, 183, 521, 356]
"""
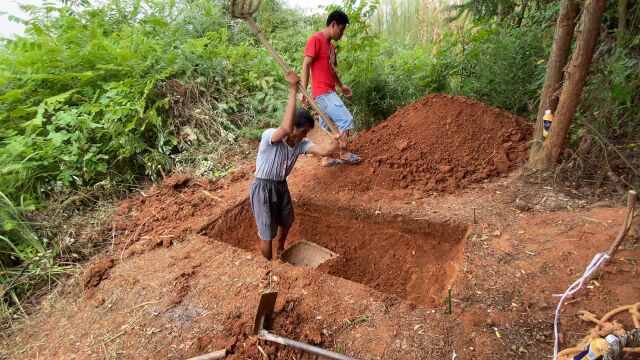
[2, 169, 639, 360]
[2, 95, 639, 360]
[314, 94, 531, 192]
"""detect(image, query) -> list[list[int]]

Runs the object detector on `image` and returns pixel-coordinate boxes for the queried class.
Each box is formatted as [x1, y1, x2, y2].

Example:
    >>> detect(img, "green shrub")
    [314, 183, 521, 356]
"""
[446, 24, 547, 116]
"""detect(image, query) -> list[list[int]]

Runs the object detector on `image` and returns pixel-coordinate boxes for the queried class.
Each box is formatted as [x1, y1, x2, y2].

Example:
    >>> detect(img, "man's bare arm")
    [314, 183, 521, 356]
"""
[271, 71, 299, 143]
[301, 56, 314, 90]
[306, 141, 339, 157]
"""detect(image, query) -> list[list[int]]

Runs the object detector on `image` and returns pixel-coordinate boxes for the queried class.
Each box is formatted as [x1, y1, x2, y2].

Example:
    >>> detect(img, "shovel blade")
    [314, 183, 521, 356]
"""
[253, 291, 277, 335]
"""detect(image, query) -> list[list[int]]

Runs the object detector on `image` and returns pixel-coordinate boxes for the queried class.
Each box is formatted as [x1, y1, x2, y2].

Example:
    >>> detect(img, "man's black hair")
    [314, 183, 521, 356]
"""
[295, 108, 315, 129]
[326, 10, 349, 27]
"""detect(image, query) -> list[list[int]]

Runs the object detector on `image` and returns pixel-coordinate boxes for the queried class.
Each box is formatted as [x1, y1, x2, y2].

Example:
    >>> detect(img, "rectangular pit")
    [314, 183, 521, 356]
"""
[206, 200, 468, 307]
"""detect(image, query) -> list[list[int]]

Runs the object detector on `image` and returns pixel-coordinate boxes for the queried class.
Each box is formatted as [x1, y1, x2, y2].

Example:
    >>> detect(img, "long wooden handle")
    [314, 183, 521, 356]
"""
[245, 17, 341, 136]
[186, 349, 226, 360]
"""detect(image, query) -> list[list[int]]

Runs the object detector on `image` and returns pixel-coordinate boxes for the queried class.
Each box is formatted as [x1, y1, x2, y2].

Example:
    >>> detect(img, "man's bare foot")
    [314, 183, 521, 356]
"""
[321, 158, 343, 167]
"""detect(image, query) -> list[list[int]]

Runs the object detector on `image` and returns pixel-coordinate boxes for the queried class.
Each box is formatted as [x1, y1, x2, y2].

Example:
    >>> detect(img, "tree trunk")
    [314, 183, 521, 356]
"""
[498, 1, 506, 19]
[618, 0, 628, 43]
[532, 0, 607, 169]
[498, 0, 512, 20]
[515, 0, 529, 27]
[528, 0, 579, 167]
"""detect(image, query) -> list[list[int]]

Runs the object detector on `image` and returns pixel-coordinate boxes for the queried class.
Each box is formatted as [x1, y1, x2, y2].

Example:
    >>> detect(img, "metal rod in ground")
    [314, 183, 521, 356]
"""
[259, 330, 358, 360]
[447, 288, 452, 315]
[473, 208, 477, 224]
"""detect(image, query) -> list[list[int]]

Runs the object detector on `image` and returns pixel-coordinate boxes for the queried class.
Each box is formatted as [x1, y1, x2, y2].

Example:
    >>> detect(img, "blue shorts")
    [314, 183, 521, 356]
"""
[315, 91, 354, 132]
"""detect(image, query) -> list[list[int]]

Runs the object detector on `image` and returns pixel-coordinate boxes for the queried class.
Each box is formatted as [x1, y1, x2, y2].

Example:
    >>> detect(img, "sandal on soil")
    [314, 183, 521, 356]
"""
[322, 159, 343, 167]
[341, 153, 362, 164]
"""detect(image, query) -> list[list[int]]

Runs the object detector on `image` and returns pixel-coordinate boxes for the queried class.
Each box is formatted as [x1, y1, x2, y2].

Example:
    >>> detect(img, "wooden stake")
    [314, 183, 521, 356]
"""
[607, 190, 637, 259]
[186, 349, 227, 360]
[447, 288, 452, 315]
[158, 165, 166, 180]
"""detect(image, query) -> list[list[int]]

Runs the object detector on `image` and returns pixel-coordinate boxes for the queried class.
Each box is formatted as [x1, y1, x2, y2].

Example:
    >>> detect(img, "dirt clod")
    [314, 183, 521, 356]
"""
[83, 256, 115, 288]
[162, 173, 191, 190]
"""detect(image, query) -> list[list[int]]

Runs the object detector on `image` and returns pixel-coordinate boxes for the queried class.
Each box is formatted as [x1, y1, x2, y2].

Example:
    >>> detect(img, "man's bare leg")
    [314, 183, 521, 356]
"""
[339, 130, 350, 159]
[260, 239, 273, 260]
[321, 156, 333, 166]
[321, 134, 345, 166]
[338, 130, 361, 164]
[274, 226, 291, 258]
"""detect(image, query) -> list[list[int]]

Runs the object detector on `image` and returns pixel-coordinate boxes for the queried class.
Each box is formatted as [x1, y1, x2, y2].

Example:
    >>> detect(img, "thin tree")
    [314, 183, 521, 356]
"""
[515, 0, 529, 27]
[618, 0, 628, 43]
[532, 0, 608, 169]
[528, 0, 579, 168]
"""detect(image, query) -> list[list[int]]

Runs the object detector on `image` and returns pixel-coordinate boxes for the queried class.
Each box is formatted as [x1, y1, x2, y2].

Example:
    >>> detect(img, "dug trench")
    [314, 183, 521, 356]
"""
[205, 199, 469, 308]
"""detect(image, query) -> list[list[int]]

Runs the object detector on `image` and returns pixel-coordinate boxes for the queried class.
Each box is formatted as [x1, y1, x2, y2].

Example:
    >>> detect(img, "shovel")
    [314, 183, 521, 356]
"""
[253, 291, 358, 360]
[230, 0, 341, 137]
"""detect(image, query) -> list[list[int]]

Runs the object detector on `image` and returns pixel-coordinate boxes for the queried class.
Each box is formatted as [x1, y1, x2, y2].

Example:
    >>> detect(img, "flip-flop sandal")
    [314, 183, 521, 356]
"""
[341, 153, 362, 164]
[322, 159, 343, 167]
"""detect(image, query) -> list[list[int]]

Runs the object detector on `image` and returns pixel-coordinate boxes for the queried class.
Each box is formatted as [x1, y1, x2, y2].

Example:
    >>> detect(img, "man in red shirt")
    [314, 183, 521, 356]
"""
[301, 10, 361, 167]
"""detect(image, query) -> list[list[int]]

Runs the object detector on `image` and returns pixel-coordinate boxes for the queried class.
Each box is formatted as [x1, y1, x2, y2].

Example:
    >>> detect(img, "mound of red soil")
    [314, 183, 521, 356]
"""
[342, 94, 531, 192]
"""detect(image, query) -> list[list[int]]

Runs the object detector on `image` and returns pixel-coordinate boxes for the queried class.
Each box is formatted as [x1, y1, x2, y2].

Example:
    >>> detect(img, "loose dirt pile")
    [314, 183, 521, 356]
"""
[322, 94, 531, 192]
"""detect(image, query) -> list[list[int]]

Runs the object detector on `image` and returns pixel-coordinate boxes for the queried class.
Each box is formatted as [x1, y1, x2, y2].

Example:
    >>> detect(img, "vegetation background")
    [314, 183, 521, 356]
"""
[0, 0, 638, 325]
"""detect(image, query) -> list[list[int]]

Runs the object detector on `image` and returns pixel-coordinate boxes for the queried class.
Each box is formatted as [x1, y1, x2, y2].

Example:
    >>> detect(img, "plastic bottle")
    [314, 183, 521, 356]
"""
[543, 110, 554, 138]
[573, 337, 607, 359]
[572, 335, 620, 360]
[605, 334, 621, 357]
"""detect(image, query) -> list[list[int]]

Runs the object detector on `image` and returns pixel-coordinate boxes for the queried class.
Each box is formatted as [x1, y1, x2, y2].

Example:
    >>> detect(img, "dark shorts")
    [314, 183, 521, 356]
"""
[249, 178, 294, 240]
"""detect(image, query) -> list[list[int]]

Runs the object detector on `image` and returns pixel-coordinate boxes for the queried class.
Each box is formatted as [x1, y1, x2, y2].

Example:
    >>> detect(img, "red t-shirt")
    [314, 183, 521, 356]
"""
[304, 32, 337, 98]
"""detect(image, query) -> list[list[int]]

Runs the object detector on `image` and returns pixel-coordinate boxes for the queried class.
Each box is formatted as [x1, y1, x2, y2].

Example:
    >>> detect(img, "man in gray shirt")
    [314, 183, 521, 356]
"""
[250, 71, 339, 260]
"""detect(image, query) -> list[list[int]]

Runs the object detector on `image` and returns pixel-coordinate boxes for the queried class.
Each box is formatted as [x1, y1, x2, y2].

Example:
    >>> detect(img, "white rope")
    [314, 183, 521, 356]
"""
[552, 252, 610, 360]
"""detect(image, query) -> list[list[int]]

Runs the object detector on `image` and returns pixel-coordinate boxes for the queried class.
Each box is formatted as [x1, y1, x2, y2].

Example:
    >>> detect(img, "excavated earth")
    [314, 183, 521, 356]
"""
[1, 95, 638, 360]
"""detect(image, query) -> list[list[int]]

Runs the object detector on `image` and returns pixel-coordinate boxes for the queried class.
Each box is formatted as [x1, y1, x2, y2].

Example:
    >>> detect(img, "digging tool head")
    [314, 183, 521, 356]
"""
[230, 0, 262, 19]
[253, 291, 277, 335]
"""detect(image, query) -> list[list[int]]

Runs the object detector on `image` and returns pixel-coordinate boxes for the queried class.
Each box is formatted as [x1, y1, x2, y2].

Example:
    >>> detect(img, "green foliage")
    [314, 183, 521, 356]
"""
[338, 0, 450, 126]
[449, 0, 506, 22]
[579, 45, 640, 141]
[372, 0, 452, 44]
[445, 24, 547, 115]
[0, 1, 182, 202]
[0, 0, 300, 322]
[564, 40, 640, 189]
[0, 191, 69, 324]
[0, 0, 300, 203]
[339, 0, 546, 126]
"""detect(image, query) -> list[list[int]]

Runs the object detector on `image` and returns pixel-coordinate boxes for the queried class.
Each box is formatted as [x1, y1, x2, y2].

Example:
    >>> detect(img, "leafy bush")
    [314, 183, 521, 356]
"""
[445, 24, 547, 116]
[563, 41, 640, 190]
